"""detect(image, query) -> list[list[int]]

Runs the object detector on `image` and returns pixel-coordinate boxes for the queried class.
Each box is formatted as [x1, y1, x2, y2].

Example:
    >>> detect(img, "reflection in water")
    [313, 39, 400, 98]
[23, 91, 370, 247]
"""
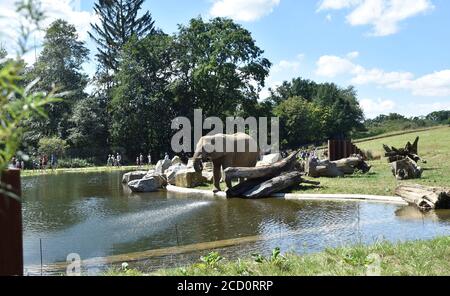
[395, 206, 450, 222]
[22, 171, 450, 271]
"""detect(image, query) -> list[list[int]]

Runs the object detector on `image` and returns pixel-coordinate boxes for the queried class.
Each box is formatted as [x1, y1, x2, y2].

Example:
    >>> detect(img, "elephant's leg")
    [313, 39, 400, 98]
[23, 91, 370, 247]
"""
[213, 163, 222, 193]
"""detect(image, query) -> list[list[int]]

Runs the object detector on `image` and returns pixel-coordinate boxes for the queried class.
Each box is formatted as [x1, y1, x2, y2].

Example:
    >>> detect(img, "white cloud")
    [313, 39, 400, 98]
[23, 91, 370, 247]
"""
[359, 98, 396, 118]
[318, 0, 360, 10]
[209, 0, 280, 22]
[315, 54, 360, 77]
[315, 53, 450, 97]
[318, 0, 434, 36]
[0, 0, 97, 59]
[390, 70, 450, 97]
[346, 51, 359, 59]
[260, 54, 305, 99]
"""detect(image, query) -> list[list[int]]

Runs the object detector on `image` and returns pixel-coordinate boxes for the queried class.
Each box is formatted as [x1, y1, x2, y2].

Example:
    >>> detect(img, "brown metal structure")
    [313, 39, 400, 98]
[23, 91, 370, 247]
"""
[328, 139, 362, 161]
[0, 169, 23, 276]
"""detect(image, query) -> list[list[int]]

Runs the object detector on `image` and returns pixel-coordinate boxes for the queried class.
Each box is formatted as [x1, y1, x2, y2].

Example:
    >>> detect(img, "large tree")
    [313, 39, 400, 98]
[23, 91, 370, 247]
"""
[67, 95, 109, 159]
[172, 17, 271, 119]
[274, 96, 331, 149]
[110, 33, 175, 160]
[268, 78, 364, 140]
[89, 0, 156, 83]
[24, 19, 89, 144]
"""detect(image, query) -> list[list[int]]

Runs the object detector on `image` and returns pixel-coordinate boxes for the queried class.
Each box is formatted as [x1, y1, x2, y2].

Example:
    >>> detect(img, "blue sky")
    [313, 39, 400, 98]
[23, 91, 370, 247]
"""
[1, 0, 449, 118]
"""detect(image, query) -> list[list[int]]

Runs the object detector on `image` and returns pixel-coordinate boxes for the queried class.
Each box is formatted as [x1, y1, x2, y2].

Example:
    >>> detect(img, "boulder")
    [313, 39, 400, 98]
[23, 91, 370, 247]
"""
[145, 169, 155, 177]
[122, 171, 148, 184]
[171, 156, 182, 166]
[203, 161, 214, 172]
[155, 158, 172, 174]
[164, 163, 187, 185]
[187, 158, 194, 169]
[256, 153, 282, 167]
[175, 169, 207, 188]
[128, 174, 167, 192]
[202, 171, 214, 183]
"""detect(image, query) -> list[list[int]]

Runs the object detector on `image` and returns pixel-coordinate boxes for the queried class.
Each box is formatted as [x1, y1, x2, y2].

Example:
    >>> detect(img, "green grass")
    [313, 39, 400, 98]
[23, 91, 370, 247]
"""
[198, 126, 450, 196]
[105, 236, 450, 276]
[297, 125, 450, 196]
[21, 165, 152, 177]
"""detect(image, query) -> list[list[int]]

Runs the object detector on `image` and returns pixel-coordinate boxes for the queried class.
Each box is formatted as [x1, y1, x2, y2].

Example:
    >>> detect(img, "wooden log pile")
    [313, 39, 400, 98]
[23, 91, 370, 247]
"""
[225, 151, 320, 198]
[384, 137, 423, 180]
[383, 136, 420, 163]
[306, 154, 371, 178]
[395, 184, 450, 210]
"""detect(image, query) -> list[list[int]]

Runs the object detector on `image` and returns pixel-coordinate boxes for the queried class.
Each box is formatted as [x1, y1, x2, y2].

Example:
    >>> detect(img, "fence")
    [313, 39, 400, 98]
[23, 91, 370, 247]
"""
[0, 169, 23, 276]
[328, 139, 362, 161]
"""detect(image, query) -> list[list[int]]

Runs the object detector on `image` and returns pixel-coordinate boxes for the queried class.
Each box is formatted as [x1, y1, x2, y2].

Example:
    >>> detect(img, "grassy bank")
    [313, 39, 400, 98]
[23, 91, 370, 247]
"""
[21, 165, 152, 177]
[106, 236, 450, 276]
[296, 125, 450, 196]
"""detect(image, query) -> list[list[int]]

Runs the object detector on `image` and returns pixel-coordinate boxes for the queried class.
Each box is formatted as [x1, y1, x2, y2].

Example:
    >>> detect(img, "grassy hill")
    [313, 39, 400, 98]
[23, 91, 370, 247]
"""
[299, 125, 450, 196]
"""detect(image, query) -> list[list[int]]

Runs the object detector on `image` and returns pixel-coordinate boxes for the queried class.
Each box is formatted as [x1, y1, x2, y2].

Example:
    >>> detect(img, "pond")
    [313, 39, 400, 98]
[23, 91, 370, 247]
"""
[22, 171, 450, 274]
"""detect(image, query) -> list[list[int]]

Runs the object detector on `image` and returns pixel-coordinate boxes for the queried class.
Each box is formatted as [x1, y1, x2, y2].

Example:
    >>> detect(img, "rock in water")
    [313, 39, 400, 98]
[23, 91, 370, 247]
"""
[122, 171, 148, 184]
[128, 174, 167, 192]
[175, 169, 207, 188]
[155, 158, 172, 174]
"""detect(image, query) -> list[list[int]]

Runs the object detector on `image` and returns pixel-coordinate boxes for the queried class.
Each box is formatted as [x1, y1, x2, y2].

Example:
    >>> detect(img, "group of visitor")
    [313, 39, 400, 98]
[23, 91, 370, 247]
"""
[300, 147, 318, 160]
[12, 153, 59, 171]
[107, 153, 122, 167]
[10, 156, 25, 170]
[136, 153, 152, 167]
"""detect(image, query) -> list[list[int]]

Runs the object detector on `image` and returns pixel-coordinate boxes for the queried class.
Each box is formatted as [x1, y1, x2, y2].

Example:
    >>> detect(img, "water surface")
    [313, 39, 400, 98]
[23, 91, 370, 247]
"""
[22, 171, 450, 273]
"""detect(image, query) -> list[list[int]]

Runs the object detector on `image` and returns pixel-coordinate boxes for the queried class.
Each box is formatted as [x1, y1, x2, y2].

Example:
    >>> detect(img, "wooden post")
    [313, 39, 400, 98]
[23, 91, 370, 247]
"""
[0, 169, 23, 276]
[328, 140, 334, 161]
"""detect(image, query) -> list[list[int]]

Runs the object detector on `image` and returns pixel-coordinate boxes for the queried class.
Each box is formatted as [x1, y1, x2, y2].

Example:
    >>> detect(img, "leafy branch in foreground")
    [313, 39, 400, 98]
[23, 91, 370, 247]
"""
[0, 0, 63, 202]
[0, 62, 63, 172]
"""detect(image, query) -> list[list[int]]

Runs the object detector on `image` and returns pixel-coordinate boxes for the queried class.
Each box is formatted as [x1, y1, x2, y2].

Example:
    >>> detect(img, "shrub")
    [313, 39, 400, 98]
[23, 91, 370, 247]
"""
[58, 158, 94, 168]
[38, 137, 68, 157]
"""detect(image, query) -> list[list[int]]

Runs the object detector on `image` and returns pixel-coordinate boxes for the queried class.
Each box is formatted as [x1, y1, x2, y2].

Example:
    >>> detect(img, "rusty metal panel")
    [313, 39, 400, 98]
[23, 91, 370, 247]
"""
[0, 169, 23, 276]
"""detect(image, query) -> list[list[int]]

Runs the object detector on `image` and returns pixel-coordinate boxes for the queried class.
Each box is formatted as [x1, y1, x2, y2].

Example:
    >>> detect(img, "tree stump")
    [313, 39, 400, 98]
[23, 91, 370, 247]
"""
[395, 184, 450, 210]
[383, 137, 421, 163]
[390, 157, 422, 180]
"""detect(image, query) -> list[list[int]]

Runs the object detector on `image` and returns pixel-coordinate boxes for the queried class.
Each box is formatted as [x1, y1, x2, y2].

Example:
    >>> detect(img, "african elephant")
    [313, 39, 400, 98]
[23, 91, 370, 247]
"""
[193, 133, 260, 192]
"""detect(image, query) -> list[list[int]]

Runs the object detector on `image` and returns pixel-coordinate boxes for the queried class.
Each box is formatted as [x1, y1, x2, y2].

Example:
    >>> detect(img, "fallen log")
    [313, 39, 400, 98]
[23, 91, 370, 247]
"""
[224, 150, 299, 184]
[390, 157, 422, 180]
[395, 184, 450, 210]
[307, 155, 371, 178]
[241, 171, 302, 199]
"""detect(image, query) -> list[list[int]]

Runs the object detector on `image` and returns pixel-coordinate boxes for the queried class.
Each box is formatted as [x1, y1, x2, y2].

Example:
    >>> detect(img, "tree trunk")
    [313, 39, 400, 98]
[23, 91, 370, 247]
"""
[224, 150, 299, 183]
[383, 137, 421, 163]
[395, 184, 450, 210]
[390, 157, 422, 180]
[242, 171, 303, 199]
[307, 155, 370, 178]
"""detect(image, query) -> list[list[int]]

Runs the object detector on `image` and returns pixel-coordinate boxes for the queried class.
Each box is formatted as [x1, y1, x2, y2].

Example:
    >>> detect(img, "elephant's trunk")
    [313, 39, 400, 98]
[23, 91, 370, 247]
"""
[192, 152, 203, 172]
